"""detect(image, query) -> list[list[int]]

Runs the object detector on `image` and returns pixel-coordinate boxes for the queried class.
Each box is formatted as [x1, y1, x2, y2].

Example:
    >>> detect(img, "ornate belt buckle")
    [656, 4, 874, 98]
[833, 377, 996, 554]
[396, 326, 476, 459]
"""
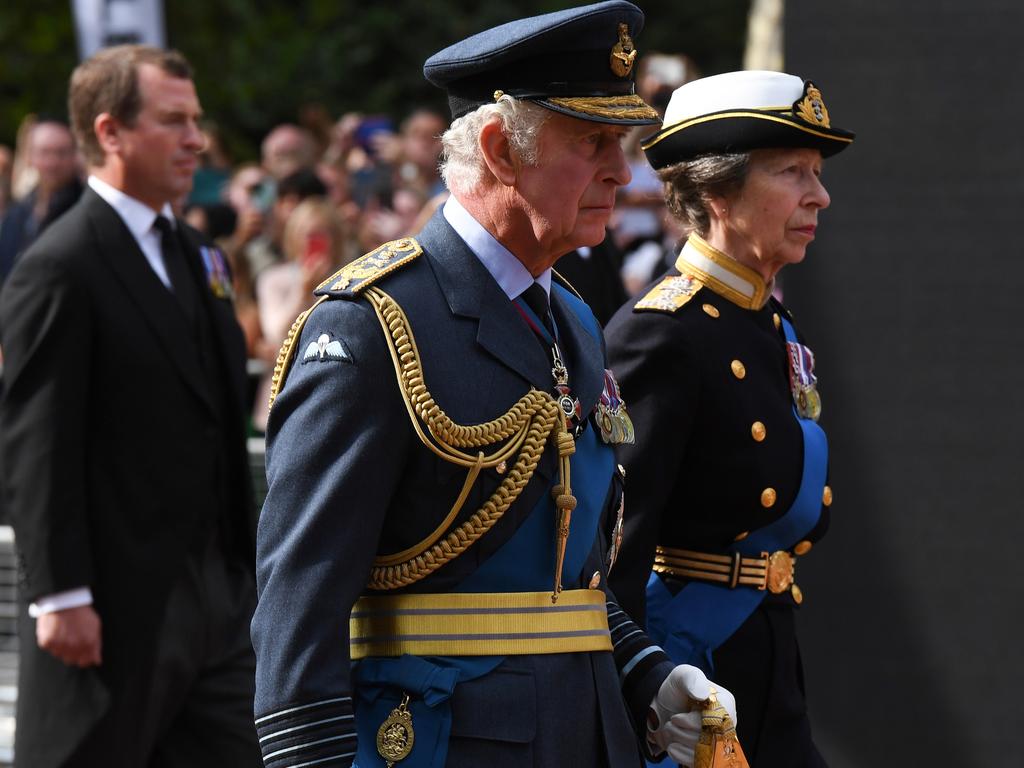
[765, 551, 795, 594]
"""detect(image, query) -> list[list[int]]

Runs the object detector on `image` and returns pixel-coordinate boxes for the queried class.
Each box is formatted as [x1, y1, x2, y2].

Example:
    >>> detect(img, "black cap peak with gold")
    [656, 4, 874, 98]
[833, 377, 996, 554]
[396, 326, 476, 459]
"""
[423, 1, 659, 126]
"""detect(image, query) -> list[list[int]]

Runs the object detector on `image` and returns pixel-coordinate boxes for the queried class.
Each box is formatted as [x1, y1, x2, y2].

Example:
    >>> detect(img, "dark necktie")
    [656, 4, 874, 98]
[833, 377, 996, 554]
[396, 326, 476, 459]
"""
[153, 215, 199, 330]
[520, 282, 555, 339]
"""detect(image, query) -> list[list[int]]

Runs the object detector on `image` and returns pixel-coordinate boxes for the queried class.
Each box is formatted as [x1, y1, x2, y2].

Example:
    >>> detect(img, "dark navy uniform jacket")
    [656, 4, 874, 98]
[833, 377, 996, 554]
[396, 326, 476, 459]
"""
[252, 210, 673, 768]
[605, 240, 831, 768]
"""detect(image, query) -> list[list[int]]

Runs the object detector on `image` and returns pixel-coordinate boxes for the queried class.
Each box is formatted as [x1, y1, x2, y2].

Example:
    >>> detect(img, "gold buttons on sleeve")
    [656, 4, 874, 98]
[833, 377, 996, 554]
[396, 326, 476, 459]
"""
[751, 421, 766, 442]
[773, 313, 781, 329]
[733, 531, 749, 542]
[822, 485, 833, 506]
[702, 303, 720, 318]
[731, 360, 746, 379]
[793, 540, 813, 556]
[761, 487, 777, 508]
[791, 584, 804, 604]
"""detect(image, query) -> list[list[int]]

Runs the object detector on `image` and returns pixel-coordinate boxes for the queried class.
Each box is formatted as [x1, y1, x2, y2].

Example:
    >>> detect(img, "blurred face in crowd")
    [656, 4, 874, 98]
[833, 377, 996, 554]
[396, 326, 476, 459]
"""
[402, 111, 446, 172]
[261, 125, 316, 180]
[714, 147, 830, 281]
[29, 122, 77, 194]
[513, 113, 631, 265]
[101, 63, 204, 211]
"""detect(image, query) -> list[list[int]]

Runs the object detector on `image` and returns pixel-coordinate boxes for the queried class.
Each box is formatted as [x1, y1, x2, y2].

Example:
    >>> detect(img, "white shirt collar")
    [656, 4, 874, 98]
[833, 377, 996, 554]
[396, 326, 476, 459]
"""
[443, 194, 551, 300]
[88, 175, 175, 239]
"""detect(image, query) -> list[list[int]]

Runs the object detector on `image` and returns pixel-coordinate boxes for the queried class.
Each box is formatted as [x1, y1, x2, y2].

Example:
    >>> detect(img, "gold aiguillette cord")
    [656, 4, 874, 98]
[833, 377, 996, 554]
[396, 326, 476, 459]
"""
[550, 427, 577, 602]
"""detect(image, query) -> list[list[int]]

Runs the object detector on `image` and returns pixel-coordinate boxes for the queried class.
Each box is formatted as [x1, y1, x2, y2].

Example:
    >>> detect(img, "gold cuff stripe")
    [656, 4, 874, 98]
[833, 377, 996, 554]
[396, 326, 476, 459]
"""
[547, 95, 659, 121]
[642, 110, 854, 150]
[350, 589, 612, 658]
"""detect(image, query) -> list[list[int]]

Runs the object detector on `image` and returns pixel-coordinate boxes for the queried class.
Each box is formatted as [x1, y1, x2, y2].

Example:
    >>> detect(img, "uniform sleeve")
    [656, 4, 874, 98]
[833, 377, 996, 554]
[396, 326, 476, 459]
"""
[251, 297, 411, 768]
[604, 310, 701, 625]
[0, 251, 95, 601]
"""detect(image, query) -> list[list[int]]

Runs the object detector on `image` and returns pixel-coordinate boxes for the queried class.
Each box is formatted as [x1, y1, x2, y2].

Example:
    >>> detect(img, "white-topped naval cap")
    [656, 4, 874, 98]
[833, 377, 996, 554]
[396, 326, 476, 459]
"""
[661, 70, 805, 128]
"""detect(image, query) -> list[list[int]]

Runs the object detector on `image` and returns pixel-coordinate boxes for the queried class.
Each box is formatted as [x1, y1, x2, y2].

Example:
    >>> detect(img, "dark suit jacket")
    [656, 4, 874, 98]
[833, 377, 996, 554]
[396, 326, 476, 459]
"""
[0, 188, 255, 766]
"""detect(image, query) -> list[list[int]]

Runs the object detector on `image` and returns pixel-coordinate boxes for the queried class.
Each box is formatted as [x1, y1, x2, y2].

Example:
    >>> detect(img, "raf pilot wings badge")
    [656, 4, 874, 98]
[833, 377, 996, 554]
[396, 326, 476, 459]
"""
[302, 333, 351, 364]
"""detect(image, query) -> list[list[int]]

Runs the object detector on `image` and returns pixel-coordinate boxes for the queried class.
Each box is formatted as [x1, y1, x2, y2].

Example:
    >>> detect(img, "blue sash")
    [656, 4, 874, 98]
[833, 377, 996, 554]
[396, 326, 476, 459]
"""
[354, 309, 615, 767]
[645, 316, 828, 675]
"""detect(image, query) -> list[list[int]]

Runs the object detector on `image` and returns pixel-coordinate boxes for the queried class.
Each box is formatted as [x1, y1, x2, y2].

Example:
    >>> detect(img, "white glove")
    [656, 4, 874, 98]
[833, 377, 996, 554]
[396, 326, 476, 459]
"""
[646, 665, 738, 767]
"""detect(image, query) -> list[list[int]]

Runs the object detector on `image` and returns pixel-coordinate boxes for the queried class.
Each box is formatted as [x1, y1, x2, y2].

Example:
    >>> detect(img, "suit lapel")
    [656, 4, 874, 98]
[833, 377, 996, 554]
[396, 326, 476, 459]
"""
[420, 212, 552, 390]
[85, 190, 216, 415]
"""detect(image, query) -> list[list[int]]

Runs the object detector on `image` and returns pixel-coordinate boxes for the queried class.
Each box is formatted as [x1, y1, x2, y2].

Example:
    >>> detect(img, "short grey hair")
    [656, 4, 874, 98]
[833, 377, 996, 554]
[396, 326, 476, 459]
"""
[439, 97, 550, 195]
[658, 153, 750, 236]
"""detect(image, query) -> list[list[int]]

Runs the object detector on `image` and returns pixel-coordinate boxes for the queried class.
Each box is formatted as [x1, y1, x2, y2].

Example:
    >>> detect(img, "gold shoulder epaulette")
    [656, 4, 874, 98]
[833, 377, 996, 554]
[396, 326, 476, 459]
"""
[315, 237, 423, 297]
[267, 296, 329, 410]
[634, 273, 703, 314]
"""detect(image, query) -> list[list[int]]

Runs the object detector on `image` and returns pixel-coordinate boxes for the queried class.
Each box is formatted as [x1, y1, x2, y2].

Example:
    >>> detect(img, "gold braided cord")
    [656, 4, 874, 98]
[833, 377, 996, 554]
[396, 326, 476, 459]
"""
[547, 94, 658, 121]
[268, 295, 329, 410]
[363, 287, 571, 591]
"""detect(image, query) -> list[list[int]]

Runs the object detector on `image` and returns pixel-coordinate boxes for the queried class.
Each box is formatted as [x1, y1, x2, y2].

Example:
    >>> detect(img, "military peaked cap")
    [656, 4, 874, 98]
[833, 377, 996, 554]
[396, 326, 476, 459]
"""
[424, 0, 659, 126]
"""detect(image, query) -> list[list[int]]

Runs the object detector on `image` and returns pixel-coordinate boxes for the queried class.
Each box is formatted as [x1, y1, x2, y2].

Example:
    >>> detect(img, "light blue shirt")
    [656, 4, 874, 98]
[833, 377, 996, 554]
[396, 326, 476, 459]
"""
[443, 195, 551, 300]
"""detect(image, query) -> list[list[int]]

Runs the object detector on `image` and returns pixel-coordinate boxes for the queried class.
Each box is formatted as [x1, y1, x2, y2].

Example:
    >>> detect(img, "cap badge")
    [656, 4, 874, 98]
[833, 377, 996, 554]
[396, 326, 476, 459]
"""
[794, 82, 831, 128]
[609, 23, 637, 77]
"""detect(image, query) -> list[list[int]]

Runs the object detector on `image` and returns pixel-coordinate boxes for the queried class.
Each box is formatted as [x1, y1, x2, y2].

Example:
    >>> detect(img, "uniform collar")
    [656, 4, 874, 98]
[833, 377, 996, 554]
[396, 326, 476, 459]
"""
[675, 232, 772, 310]
[443, 194, 551, 300]
[88, 175, 175, 241]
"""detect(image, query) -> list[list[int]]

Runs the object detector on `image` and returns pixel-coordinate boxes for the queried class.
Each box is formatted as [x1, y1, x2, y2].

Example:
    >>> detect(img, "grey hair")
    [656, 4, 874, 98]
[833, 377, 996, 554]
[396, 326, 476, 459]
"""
[439, 97, 550, 195]
[658, 153, 750, 236]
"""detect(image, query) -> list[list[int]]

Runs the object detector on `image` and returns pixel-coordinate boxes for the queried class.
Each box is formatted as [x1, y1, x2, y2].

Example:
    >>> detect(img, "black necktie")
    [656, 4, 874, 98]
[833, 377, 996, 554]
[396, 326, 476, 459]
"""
[520, 282, 555, 339]
[154, 215, 199, 329]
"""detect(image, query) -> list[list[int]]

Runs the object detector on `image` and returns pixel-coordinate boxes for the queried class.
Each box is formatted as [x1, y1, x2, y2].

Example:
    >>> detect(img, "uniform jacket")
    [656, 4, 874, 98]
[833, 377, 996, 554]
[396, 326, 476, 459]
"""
[252, 210, 672, 768]
[0, 188, 255, 767]
[604, 238, 831, 767]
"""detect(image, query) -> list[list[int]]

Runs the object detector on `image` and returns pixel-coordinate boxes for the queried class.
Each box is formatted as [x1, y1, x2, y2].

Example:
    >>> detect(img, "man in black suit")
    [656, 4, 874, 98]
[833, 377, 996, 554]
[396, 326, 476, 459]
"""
[0, 45, 262, 767]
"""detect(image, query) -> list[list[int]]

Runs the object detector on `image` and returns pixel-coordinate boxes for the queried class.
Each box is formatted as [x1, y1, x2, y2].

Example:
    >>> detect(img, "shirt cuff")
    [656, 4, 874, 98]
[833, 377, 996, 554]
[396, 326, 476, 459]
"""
[28, 587, 94, 617]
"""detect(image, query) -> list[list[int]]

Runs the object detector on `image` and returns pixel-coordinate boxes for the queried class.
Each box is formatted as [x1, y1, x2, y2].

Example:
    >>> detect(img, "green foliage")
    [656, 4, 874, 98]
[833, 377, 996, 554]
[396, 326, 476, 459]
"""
[0, 0, 750, 158]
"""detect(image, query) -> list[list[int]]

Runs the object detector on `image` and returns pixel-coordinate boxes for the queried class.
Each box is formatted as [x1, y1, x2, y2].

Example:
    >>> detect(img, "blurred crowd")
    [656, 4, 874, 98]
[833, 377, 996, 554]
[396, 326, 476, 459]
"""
[0, 52, 699, 434]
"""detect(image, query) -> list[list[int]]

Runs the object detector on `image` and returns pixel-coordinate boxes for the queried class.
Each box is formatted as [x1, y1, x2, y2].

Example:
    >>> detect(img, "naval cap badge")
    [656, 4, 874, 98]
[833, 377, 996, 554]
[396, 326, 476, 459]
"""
[794, 81, 831, 128]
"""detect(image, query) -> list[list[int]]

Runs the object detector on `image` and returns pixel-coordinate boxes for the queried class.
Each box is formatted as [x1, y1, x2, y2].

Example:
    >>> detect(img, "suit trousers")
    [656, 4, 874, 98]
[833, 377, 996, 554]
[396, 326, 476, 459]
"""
[45, 531, 262, 768]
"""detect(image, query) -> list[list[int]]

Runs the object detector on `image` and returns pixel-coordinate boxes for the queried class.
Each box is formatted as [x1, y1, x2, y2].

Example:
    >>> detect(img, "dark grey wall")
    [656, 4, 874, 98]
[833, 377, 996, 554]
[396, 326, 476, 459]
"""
[784, 2, 1024, 764]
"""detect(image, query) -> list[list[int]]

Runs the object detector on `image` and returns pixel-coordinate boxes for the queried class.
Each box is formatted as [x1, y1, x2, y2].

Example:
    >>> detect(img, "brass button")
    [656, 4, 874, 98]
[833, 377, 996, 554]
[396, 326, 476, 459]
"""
[791, 584, 804, 604]
[589, 571, 601, 589]
[822, 485, 833, 506]
[793, 540, 813, 556]
[731, 360, 746, 379]
[702, 303, 720, 318]
[733, 531, 749, 542]
[773, 312, 781, 329]
[761, 487, 777, 508]
[751, 421, 766, 442]
[496, 460, 507, 475]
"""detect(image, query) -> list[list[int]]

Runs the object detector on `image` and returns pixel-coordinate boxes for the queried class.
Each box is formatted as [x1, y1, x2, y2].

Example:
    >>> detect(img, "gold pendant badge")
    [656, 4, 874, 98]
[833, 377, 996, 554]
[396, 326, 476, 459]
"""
[694, 687, 750, 768]
[376, 694, 415, 767]
[794, 82, 831, 128]
[609, 23, 637, 77]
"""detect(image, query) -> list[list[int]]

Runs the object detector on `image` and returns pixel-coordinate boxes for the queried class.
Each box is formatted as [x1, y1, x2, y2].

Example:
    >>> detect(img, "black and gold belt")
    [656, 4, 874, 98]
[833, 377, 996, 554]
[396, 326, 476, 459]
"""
[654, 546, 803, 603]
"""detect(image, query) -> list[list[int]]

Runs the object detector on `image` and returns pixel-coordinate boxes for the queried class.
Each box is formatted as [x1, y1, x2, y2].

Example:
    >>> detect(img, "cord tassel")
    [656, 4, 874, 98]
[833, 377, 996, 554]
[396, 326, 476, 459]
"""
[551, 429, 577, 602]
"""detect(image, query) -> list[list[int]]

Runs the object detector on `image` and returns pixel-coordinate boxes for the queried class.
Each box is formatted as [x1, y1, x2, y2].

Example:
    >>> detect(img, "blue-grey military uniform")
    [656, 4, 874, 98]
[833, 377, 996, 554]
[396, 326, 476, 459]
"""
[252, 209, 674, 767]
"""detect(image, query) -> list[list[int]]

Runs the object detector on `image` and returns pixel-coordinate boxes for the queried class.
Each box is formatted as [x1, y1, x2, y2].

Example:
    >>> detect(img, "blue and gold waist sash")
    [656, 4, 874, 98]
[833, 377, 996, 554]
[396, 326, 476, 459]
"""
[645, 315, 828, 675]
[352, 426, 614, 767]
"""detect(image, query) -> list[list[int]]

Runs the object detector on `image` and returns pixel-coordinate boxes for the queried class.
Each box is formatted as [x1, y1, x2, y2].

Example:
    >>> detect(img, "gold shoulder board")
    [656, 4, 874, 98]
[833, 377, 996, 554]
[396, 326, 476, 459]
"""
[316, 237, 423, 297]
[634, 274, 703, 314]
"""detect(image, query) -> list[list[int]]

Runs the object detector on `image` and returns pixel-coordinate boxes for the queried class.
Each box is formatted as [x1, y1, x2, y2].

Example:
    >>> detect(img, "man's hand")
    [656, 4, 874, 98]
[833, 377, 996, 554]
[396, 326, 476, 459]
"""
[36, 605, 102, 667]
[646, 664, 737, 767]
